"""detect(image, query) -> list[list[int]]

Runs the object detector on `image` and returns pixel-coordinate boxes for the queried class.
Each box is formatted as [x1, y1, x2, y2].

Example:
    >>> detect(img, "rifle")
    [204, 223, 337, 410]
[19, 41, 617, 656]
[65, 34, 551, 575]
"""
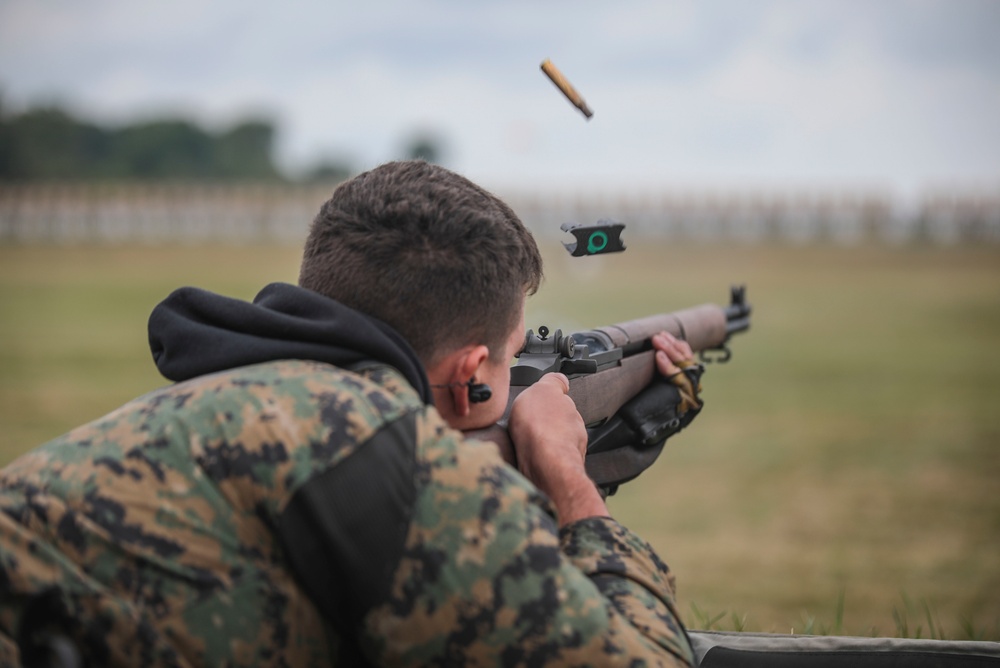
[468, 285, 751, 496]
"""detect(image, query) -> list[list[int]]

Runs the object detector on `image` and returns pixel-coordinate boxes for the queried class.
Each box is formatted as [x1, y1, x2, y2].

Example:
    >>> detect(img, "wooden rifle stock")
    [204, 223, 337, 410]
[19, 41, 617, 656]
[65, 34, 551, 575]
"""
[567, 302, 728, 425]
[467, 287, 751, 477]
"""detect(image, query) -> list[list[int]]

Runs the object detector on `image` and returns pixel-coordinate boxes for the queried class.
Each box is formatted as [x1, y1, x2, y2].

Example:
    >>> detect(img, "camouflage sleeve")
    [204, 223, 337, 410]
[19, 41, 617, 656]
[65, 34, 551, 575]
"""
[0, 630, 17, 666]
[361, 409, 695, 667]
[560, 516, 695, 665]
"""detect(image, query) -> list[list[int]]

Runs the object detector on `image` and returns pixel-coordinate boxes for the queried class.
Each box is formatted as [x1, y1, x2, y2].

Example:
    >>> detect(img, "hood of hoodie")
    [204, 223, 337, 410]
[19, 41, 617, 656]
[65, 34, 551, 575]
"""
[148, 282, 432, 404]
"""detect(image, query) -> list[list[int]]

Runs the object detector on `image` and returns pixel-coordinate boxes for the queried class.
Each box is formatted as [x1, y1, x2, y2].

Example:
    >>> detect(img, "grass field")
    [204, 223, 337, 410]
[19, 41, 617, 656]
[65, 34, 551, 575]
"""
[1, 241, 999, 640]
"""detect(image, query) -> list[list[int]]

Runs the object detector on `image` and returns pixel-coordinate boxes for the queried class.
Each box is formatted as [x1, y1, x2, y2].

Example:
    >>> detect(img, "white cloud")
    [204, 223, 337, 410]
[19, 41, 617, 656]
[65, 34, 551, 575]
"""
[1, 0, 997, 194]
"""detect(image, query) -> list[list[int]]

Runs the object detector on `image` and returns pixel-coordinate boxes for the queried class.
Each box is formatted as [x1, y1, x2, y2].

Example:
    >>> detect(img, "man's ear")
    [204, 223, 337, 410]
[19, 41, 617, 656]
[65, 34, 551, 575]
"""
[450, 344, 490, 417]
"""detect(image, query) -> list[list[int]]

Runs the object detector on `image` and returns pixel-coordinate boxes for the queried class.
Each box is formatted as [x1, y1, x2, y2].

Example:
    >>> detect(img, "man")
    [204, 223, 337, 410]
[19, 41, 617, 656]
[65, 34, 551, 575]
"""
[1, 160, 697, 666]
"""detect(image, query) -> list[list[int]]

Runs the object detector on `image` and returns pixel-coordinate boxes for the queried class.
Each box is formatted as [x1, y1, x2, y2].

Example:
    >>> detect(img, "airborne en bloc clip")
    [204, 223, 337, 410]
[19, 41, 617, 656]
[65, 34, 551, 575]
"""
[561, 221, 626, 257]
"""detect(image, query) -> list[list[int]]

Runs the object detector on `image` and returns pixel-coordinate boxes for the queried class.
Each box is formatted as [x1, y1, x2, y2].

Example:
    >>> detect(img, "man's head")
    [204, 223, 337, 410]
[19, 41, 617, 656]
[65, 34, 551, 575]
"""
[299, 160, 543, 370]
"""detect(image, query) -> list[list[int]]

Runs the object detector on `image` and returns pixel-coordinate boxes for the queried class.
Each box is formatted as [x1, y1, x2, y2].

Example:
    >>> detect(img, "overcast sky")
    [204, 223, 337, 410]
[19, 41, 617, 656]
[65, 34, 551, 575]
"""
[1, 0, 998, 198]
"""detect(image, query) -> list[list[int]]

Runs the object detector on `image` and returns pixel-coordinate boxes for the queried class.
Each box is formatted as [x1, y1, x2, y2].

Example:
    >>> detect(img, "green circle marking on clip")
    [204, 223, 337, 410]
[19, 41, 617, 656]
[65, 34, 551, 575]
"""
[587, 231, 609, 254]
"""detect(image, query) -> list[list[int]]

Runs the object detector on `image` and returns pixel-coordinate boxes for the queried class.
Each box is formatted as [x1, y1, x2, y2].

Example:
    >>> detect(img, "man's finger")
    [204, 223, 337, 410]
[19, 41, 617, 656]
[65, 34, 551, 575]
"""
[656, 350, 680, 377]
[653, 333, 687, 362]
[543, 372, 571, 394]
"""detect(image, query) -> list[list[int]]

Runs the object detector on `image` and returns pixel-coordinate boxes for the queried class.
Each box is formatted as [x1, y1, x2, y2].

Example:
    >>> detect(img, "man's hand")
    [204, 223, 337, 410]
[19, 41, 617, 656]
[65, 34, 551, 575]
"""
[652, 331, 695, 376]
[507, 373, 608, 525]
[653, 331, 702, 413]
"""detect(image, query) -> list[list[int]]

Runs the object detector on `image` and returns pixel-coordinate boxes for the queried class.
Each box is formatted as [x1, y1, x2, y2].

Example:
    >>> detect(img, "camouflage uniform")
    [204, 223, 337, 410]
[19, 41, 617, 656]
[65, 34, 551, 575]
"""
[1, 358, 693, 666]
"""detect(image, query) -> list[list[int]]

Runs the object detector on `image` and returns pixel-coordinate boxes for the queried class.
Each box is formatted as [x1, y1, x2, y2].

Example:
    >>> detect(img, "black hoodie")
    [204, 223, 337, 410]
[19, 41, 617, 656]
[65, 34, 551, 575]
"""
[148, 282, 433, 404]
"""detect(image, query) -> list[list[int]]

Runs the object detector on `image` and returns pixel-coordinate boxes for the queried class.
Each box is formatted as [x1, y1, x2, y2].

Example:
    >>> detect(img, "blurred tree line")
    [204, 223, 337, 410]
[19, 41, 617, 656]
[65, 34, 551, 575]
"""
[0, 101, 342, 182]
[0, 101, 288, 181]
[0, 99, 446, 183]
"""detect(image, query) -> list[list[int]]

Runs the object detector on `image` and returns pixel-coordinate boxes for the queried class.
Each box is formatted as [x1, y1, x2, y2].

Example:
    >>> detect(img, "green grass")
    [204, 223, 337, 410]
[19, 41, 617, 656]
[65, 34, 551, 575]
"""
[0, 245, 302, 450]
[688, 592, 1000, 640]
[1, 241, 999, 640]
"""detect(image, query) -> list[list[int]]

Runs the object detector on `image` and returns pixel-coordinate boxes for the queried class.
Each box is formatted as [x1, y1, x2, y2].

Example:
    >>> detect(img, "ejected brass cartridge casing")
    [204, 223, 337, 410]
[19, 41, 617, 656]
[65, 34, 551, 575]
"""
[540, 59, 593, 119]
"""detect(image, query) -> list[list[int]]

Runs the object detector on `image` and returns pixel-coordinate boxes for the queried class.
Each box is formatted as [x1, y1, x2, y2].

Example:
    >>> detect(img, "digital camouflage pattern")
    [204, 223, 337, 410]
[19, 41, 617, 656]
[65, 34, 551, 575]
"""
[1, 360, 693, 667]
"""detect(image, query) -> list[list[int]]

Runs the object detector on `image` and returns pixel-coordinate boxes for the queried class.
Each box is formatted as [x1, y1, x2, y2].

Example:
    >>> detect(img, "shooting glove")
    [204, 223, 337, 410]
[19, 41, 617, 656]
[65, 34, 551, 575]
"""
[584, 363, 706, 496]
[622, 362, 705, 446]
[669, 359, 703, 417]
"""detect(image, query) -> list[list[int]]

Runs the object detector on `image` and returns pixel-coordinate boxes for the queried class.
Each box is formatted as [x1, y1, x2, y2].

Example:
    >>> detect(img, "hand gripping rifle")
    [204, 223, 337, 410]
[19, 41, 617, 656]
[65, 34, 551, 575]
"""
[468, 286, 751, 496]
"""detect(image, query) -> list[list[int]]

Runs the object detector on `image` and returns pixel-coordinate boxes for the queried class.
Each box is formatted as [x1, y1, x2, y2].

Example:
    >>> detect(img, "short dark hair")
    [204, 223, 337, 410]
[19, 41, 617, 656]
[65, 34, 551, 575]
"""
[299, 160, 543, 365]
